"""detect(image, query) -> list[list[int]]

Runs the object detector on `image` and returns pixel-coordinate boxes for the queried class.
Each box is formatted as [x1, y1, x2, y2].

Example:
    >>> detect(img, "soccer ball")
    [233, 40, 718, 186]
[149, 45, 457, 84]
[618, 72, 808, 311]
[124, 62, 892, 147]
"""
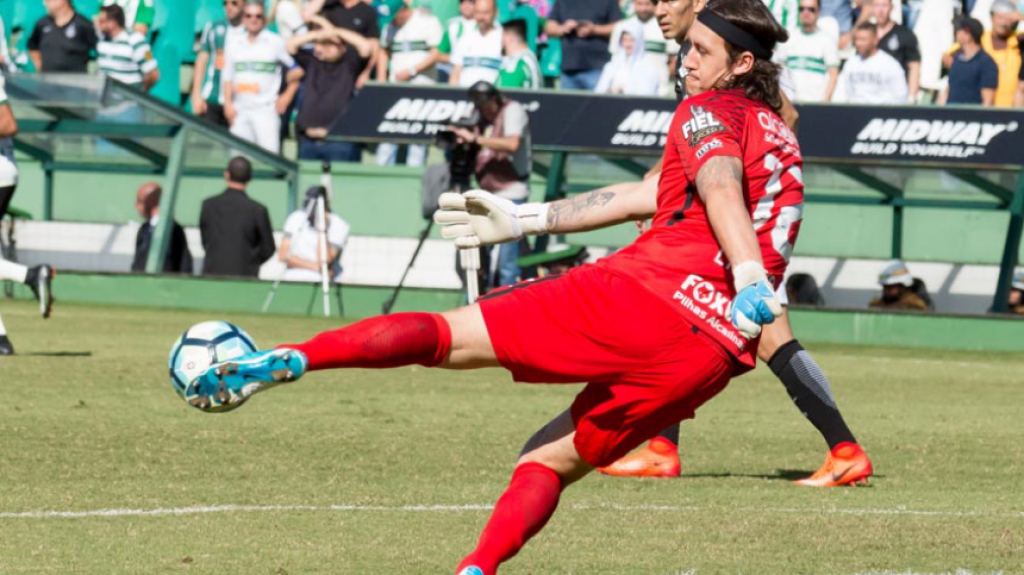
[168, 321, 258, 413]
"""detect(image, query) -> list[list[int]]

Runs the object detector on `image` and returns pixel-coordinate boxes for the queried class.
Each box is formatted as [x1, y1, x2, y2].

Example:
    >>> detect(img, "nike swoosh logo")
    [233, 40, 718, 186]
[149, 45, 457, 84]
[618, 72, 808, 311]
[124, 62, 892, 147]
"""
[831, 464, 859, 483]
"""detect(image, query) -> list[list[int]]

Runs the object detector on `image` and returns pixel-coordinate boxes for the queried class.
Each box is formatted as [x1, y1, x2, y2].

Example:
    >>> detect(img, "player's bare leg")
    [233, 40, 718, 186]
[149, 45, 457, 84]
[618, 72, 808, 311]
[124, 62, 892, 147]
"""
[440, 305, 502, 369]
[0, 255, 56, 356]
[188, 306, 502, 408]
[601, 310, 872, 486]
[456, 410, 593, 575]
[0, 185, 57, 326]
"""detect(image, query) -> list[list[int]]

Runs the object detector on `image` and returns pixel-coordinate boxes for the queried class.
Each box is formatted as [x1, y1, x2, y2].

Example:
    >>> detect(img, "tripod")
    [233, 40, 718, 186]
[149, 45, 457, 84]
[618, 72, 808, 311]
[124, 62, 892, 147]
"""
[382, 160, 479, 314]
[382, 218, 433, 315]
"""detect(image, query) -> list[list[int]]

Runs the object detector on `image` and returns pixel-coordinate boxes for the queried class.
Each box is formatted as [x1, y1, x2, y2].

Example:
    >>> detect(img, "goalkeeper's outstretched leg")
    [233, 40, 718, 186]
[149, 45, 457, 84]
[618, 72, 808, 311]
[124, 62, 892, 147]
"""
[187, 307, 502, 408]
[190, 269, 738, 575]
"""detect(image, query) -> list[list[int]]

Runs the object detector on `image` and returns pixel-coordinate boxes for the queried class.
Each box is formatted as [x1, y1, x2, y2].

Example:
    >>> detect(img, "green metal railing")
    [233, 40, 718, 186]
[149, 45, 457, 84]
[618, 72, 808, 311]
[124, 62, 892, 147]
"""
[8, 76, 300, 275]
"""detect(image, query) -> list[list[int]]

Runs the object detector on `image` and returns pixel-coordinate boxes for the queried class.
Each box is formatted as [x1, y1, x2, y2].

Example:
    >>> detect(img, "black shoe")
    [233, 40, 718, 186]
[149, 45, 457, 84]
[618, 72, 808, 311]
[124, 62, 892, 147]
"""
[0, 335, 14, 355]
[25, 264, 54, 319]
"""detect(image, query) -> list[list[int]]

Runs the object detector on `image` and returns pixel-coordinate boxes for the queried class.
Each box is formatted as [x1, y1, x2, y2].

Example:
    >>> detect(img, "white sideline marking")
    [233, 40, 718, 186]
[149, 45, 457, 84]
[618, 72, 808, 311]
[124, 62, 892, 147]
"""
[0, 503, 1020, 520]
[826, 354, 1022, 369]
[855, 571, 1005, 575]
[0, 504, 492, 519]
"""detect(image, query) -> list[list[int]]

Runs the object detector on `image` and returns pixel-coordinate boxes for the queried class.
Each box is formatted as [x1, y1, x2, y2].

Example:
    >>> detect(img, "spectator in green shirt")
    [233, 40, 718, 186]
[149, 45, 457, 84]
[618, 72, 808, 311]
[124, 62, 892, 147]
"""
[191, 0, 245, 127]
[422, 0, 475, 82]
[496, 19, 541, 89]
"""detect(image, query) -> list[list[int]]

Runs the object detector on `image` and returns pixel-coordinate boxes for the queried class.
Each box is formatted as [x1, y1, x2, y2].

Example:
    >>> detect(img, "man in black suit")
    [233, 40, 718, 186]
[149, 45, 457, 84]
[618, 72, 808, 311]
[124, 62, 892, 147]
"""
[132, 183, 193, 274]
[199, 156, 277, 278]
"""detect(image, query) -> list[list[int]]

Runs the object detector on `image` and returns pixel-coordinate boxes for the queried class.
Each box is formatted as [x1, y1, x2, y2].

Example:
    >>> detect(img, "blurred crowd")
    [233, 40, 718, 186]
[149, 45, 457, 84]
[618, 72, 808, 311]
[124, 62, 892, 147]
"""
[3, 0, 1024, 159]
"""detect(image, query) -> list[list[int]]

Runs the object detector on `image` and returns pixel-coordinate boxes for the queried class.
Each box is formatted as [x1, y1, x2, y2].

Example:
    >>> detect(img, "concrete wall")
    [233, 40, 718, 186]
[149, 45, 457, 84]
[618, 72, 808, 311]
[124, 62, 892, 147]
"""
[10, 160, 1022, 266]
[5, 159, 1021, 315]
[7, 220, 1012, 314]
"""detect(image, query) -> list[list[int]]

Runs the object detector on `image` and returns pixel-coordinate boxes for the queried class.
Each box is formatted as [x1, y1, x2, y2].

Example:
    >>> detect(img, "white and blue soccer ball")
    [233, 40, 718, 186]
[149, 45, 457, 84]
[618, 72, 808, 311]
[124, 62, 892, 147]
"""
[168, 321, 258, 411]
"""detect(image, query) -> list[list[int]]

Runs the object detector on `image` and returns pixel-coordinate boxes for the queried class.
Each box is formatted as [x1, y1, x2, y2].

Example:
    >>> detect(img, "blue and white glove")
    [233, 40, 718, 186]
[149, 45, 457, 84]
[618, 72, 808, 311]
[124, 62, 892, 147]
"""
[728, 262, 783, 339]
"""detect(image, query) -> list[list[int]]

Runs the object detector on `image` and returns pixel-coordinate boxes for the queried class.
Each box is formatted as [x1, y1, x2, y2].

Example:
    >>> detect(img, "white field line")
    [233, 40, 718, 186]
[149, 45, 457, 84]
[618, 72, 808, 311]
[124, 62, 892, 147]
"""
[665, 571, 1007, 575]
[825, 354, 1024, 369]
[0, 502, 1021, 520]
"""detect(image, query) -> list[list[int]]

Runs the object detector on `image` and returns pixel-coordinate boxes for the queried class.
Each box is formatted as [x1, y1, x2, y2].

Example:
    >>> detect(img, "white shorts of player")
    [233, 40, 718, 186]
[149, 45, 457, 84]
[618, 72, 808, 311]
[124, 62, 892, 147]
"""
[230, 107, 281, 155]
[0, 147, 17, 188]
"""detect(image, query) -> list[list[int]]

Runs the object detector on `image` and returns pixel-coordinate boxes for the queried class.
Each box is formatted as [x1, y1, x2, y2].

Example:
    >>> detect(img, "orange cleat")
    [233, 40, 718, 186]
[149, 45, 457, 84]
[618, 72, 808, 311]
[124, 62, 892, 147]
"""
[597, 437, 681, 478]
[794, 442, 873, 487]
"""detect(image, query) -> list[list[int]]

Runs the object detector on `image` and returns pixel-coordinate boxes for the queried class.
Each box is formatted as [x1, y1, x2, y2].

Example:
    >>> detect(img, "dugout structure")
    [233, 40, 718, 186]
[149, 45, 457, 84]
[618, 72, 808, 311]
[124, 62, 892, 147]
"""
[333, 83, 1024, 313]
[5, 74, 299, 274]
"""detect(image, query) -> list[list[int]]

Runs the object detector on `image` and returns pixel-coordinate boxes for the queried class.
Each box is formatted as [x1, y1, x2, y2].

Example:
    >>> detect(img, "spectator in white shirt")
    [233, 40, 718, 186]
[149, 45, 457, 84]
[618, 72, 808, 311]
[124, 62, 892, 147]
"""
[608, 0, 678, 95]
[421, 0, 475, 83]
[832, 22, 909, 103]
[376, 0, 443, 167]
[377, 0, 443, 85]
[595, 18, 659, 95]
[449, 0, 503, 86]
[872, 0, 921, 102]
[279, 186, 350, 283]
[223, 1, 302, 154]
[774, 0, 839, 102]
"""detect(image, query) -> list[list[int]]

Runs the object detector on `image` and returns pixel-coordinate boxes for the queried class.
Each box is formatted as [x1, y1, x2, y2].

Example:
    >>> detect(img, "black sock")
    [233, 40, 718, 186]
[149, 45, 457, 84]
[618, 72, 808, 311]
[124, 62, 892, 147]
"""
[655, 423, 681, 445]
[24, 265, 38, 287]
[0, 185, 14, 217]
[768, 340, 857, 450]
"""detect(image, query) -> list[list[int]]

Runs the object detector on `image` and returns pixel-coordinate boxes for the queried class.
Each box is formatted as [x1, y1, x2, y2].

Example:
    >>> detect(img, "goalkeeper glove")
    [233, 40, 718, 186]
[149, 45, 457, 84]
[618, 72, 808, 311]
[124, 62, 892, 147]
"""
[728, 262, 783, 339]
[433, 190, 549, 248]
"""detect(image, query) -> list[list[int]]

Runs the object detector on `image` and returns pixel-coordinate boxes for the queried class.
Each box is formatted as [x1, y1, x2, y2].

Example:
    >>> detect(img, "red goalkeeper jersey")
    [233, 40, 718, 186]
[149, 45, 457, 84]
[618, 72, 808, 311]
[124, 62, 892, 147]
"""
[597, 89, 804, 370]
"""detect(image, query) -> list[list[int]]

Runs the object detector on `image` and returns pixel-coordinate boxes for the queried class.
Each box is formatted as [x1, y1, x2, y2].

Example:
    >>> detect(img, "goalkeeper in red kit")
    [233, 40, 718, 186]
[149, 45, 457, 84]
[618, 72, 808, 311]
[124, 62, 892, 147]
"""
[189, 0, 804, 571]
[597, 0, 872, 487]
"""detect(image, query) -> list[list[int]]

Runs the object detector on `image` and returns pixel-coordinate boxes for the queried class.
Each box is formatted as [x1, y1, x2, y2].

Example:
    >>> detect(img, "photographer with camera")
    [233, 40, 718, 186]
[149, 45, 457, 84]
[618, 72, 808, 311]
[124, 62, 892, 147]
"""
[445, 81, 532, 289]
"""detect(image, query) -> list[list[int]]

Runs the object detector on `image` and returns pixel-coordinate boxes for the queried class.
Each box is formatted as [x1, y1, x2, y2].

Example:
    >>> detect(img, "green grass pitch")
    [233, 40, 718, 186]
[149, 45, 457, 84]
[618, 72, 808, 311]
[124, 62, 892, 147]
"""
[0, 300, 1020, 574]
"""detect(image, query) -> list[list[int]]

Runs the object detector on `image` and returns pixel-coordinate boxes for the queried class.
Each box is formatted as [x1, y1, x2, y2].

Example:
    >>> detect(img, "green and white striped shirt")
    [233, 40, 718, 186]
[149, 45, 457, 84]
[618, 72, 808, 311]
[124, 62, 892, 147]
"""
[199, 19, 244, 104]
[774, 27, 839, 102]
[451, 23, 503, 87]
[497, 49, 541, 89]
[97, 30, 157, 87]
[383, 10, 443, 82]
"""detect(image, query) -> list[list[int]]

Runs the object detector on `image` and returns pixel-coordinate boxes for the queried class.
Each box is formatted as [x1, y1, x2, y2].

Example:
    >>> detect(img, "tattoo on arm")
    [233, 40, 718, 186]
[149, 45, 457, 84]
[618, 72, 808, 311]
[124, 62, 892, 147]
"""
[695, 156, 744, 201]
[546, 190, 617, 231]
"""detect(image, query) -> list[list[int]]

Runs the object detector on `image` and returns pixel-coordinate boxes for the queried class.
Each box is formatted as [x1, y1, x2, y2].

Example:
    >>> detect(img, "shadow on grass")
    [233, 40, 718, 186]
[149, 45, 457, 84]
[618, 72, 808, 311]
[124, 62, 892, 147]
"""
[23, 351, 93, 357]
[684, 469, 884, 482]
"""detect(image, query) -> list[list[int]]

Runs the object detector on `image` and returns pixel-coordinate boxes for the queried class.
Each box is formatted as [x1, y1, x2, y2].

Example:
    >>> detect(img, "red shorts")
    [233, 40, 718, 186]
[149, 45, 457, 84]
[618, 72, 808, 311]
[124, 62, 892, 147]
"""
[478, 265, 735, 467]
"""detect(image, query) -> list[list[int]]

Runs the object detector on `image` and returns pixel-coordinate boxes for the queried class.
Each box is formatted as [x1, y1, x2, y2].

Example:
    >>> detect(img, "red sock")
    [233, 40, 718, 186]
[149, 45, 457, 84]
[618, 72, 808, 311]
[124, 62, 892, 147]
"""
[280, 312, 451, 371]
[455, 463, 563, 575]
